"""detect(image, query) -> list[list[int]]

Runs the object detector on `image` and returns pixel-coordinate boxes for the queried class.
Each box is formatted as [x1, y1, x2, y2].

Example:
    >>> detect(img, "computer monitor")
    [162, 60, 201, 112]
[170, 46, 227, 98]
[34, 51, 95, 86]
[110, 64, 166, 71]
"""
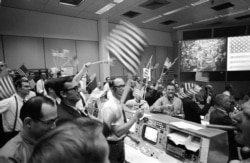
[142, 125, 159, 145]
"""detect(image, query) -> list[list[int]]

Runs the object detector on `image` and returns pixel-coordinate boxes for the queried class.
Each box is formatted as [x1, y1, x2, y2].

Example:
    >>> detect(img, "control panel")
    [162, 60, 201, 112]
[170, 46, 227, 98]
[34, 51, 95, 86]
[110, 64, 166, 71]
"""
[124, 111, 229, 163]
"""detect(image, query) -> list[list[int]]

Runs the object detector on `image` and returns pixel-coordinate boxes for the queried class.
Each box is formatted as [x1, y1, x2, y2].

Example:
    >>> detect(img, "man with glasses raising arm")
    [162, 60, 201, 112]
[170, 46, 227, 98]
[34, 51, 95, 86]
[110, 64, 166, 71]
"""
[100, 78, 144, 163]
[0, 96, 57, 163]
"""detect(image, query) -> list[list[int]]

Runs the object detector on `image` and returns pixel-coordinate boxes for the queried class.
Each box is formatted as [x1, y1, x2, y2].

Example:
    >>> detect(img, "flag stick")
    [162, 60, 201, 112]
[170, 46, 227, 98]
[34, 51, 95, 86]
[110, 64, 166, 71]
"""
[90, 58, 116, 65]
[120, 73, 133, 104]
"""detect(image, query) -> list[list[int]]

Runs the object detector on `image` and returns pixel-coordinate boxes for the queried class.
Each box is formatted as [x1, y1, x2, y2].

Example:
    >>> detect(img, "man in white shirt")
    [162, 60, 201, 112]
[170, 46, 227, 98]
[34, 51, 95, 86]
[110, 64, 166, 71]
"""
[0, 78, 31, 147]
[36, 72, 47, 96]
[100, 78, 143, 163]
[125, 88, 149, 111]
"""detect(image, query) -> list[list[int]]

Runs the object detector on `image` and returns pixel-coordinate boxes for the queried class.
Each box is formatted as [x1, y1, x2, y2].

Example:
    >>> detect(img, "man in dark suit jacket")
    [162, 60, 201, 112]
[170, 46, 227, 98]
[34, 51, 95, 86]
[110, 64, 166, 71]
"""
[182, 89, 211, 124]
[54, 76, 88, 124]
[210, 94, 238, 162]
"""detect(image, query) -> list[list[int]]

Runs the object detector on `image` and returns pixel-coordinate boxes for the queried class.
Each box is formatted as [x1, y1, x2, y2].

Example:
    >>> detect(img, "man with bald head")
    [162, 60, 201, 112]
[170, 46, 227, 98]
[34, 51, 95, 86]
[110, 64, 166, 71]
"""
[100, 78, 143, 163]
[210, 94, 238, 161]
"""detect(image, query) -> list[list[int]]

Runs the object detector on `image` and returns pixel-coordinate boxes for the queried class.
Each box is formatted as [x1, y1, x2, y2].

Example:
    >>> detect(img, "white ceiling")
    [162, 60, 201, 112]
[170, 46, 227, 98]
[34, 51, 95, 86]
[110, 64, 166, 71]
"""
[1, 0, 250, 32]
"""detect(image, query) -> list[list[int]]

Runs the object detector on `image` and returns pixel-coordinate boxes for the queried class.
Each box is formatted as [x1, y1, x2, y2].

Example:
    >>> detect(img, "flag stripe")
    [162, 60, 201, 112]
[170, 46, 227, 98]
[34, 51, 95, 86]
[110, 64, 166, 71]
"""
[110, 30, 141, 62]
[107, 39, 138, 75]
[108, 33, 140, 64]
[118, 25, 147, 52]
[120, 21, 148, 46]
[227, 36, 250, 71]
[0, 74, 15, 99]
[107, 21, 148, 75]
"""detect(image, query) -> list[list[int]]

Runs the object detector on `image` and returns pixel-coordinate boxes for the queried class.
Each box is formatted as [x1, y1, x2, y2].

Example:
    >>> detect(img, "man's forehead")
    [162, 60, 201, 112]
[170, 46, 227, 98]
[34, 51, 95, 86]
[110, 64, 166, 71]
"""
[166, 85, 175, 89]
[113, 78, 124, 85]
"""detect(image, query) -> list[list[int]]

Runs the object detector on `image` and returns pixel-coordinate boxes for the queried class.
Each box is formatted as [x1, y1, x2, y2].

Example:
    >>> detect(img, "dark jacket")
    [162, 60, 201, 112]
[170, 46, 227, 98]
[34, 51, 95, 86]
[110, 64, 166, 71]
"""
[57, 102, 87, 124]
[182, 97, 211, 124]
[210, 109, 238, 161]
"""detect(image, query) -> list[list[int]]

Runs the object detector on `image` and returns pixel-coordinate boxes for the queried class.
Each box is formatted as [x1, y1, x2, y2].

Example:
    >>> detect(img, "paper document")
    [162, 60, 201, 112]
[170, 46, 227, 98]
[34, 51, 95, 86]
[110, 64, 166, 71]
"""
[168, 132, 188, 145]
[184, 136, 200, 152]
[170, 121, 203, 130]
[168, 132, 201, 152]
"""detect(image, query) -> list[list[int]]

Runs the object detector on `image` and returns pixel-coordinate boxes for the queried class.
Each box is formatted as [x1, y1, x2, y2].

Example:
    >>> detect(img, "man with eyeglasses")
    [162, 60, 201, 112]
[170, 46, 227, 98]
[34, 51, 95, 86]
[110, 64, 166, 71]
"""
[0, 78, 31, 147]
[100, 78, 144, 163]
[0, 96, 57, 163]
[54, 75, 89, 123]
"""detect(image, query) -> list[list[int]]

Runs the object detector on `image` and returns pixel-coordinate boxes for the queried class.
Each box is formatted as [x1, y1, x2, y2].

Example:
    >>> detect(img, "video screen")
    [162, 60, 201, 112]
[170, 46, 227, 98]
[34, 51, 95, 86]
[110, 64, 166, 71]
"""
[142, 126, 158, 144]
[227, 36, 250, 71]
[180, 38, 227, 72]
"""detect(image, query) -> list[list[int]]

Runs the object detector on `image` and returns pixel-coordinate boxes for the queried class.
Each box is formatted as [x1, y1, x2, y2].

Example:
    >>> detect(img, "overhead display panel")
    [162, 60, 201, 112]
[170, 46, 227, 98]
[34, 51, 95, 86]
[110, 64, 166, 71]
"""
[180, 38, 227, 72]
[227, 36, 250, 71]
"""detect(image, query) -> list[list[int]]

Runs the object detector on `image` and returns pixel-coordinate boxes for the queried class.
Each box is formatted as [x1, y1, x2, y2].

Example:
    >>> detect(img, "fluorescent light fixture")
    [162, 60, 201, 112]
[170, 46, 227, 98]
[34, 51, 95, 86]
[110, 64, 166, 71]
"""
[194, 16, 218, 23]
[173, 23, 192, 29]
[114, 0, 124, 3]
[142, 15, 162, 23]
[190, 0, 209, 6]
[163, 5, 190, 16]
[219, 10, 248, 17]
[59, 0, 84, 6]
[96, 3, 116, 15]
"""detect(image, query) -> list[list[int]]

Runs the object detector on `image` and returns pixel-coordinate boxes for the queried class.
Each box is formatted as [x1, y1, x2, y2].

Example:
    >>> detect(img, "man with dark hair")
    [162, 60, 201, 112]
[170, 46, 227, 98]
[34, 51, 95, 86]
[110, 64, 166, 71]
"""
[100, 78, 143, 163]
[28, 118, 109, 163]
[0, 78, 31, 147]
[0, 96, 57, 163]
[210, 94, 238, 162]
[28, 71, 36, 92]
[44, 78, 60, 106]
[150, 83, 183, 117]
[54, 75, 88, 123]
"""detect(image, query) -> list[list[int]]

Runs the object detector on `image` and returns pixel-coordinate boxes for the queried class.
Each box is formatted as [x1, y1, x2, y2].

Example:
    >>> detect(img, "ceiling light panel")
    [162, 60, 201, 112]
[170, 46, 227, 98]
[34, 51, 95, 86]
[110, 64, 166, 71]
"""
[163, 5, 190, 16]
[142, 15, 162, 23]
[173, 23, 192, 29]
[190, 0, 209, 6]
[96, 3, 116, 15]
[59, 0, 84, 6]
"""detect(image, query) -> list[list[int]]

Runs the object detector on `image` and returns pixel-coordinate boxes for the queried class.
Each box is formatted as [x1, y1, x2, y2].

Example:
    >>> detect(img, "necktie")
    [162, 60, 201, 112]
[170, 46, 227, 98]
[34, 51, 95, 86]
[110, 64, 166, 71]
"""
[121, 105, 127, 123]
[77, 108, 88, 117]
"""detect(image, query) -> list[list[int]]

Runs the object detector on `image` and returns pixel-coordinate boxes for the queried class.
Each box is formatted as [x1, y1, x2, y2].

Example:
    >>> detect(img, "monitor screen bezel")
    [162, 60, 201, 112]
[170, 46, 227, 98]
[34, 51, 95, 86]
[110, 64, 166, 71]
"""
[141, 125, 159, 145]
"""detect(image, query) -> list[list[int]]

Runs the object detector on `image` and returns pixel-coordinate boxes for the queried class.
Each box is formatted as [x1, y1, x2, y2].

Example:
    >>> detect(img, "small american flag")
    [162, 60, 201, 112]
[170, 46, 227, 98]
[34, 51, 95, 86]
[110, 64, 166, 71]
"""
[107, 21, 148, 75]
[161, 67, 175, 82]
[17, 64, 28, 77]
[0, 70, 16, 100]
[228, 36, 250, 71]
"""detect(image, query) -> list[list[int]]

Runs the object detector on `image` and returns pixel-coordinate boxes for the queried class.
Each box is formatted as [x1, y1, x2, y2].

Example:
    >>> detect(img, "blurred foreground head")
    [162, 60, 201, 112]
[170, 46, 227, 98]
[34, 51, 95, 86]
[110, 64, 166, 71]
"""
[29, 118, 110, 163]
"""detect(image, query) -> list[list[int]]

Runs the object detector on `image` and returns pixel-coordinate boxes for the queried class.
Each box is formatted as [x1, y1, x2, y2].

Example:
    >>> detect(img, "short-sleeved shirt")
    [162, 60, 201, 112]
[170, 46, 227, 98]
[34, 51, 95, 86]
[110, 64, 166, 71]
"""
[100, 95, 125, 141]
[152, 96, 183, 115]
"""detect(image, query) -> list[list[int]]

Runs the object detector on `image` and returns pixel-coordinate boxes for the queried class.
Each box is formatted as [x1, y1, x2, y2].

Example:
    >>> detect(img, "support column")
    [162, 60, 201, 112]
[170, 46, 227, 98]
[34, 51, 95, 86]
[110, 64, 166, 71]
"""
[98, 19, 110, 83]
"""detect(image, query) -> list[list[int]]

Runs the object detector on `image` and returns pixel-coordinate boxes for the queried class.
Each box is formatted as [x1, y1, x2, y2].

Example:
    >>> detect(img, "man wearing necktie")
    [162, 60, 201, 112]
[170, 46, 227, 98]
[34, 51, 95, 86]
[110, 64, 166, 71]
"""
[54, 75, 89, 124]
[100, 78, 143, 163]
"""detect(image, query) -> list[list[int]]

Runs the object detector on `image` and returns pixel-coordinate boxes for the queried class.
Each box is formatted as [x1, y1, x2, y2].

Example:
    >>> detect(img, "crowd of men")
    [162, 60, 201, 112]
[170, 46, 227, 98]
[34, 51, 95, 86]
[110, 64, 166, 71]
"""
[1, 60, 250, 163]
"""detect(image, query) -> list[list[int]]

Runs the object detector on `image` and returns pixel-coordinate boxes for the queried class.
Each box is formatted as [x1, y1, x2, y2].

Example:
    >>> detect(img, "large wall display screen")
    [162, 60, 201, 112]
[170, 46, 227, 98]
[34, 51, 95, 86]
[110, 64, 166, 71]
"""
[227, 36, 250, 71]
[180, 38, 227, 72]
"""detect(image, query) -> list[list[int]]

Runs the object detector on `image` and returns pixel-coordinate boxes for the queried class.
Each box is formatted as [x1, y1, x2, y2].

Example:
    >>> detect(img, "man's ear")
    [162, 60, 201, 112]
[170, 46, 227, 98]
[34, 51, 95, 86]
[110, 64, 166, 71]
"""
[60, 90, 67, 98]
[23, 117, 33, 128]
